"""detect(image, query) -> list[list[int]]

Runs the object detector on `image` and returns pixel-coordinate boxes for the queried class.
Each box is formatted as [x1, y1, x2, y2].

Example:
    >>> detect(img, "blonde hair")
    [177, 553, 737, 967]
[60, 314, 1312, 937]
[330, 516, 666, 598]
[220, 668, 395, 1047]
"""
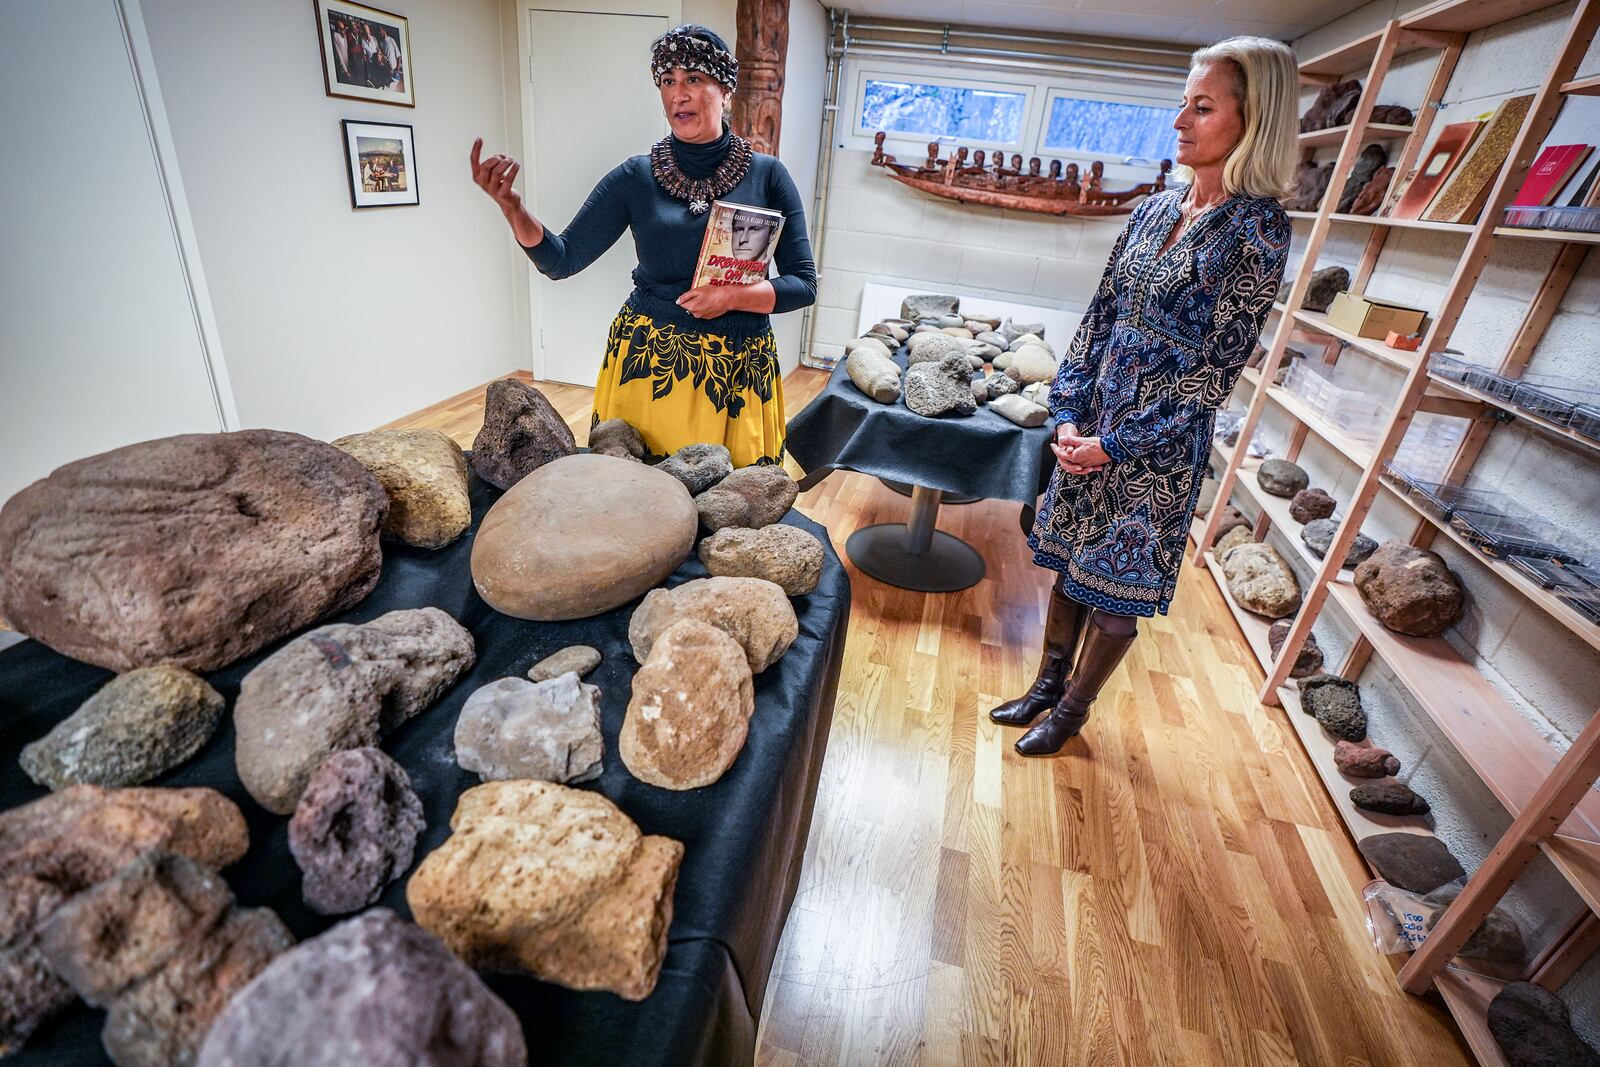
[1189, 36, 1298, 198]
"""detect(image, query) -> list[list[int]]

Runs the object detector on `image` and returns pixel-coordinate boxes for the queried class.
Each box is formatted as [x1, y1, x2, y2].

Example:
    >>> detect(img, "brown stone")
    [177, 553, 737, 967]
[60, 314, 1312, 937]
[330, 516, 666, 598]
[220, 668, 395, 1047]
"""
[1267, 619, 1324, 678]
[1289, 487, 1337, 524]
[1370, 104, 1414, 126]
[332, 428, 472, 549]
[469, 378, 577, 490]
[1358, 833, 1464, 894]
[629, 576, 798, 673]
[1284, 160, 1335, 212]
[695, 465, 800, 532]
[473, 453, 697, 620]
[1303, 266, 1351, 314]
[1299, 79, 1361, 132]
[1215, 505, 1250, 537]
[1337, 144, 1389, 214]
[1215, 524, 1255, 557]
[621, 619, 755, 790]
[0, 786, 248, 1056]
[699, 523, 825, 596]
[588, 417, 646, 461]
[1333, 740, 1401, 778]
[1350, 166, 1395, 216]
[1351, 781, 1429, 816]
[37, 850, 291, 1067]
[0, 430, 386, 672]
[234, 607, 476, 814]
[1354, 541, 1465, 637]
[1487, 981, 1600, 1067]
[406, 780, 683, 1001]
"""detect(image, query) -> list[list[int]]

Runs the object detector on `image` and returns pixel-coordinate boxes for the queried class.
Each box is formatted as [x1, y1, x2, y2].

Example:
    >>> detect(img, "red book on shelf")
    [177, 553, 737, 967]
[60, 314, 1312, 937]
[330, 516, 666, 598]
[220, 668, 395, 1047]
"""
[1390, 121, 1482, 220]
[1512, 144, 1593, 206]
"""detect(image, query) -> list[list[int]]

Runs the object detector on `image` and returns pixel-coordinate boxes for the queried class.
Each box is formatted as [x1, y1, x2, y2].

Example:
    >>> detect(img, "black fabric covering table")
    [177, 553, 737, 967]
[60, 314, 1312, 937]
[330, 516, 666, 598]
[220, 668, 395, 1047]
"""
[0, 471, 851, 1067]
[786, 349, 1058, 505]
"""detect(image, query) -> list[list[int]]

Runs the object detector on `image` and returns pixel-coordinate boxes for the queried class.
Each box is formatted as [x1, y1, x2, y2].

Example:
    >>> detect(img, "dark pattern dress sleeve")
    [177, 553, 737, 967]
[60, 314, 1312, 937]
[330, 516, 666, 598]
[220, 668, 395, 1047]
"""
[1100, 207, 1290, 462]
[1046, 216, 1135, 428]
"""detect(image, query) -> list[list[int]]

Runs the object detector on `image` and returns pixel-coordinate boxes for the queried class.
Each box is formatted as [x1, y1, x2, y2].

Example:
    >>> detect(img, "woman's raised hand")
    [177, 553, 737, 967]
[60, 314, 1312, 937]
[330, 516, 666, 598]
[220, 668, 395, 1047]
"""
[470, 137, 522, 211]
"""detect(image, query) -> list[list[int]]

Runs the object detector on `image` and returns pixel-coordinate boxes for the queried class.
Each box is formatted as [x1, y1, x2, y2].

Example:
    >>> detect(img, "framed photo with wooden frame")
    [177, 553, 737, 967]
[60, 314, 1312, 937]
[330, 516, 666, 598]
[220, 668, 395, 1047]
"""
[315, 0, 414, 107]
[342, 120, 420, 208]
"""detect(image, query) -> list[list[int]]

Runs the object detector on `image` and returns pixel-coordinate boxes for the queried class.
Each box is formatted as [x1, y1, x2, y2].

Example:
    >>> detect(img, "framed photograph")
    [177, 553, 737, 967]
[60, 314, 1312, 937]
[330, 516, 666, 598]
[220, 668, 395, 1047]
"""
[315, 0, 413, 107]
[341, 120, 419, 208]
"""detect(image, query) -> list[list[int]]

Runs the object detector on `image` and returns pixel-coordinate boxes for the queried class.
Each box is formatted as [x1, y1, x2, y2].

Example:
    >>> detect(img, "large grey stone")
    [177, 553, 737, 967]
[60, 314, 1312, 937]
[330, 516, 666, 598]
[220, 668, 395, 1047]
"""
[469, 378, 577, 490]
[1256, 459, 1309, 498]
[1354, 542, 1465, 637]
[1487, 981, 1600, 1067]
[1303, 265, 1351, 313]
[1358, 833, 1465, 894]
[657, 443, 733, 495]
[287, 747, 424, 915]
[1422, 881, 1526, 964]
[0, 430, 386, 673]
[472, 454, 697, 620]
[905, 354, 979, 418]
[695, 465, 800, 532]
[454, 674, 604, 785]
[332, 428, 472, 548]
[900, 294, 959, 321]
[984, 372, 1020, 398]
[846, 348, 903, 403]
[905, 331, 967, 365]
[234, 607, 476, 814]
[1301, 517, 1378, 567]
[1299, 673, 1366, 742]
[699, 524, 825, 596]
[528, 645, 602, 682]
[20, 666, 224, 790]
[197, 909, 526, 1067]
[1220, 542, 1300, 618]
[989, 394, 1049, 428]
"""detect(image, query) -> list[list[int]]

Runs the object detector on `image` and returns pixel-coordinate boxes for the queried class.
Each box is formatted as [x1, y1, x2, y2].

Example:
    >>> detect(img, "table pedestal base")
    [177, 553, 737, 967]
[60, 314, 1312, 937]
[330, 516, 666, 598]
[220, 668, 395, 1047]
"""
[877, 477, 980, 506]
[846, 484, 985, 592]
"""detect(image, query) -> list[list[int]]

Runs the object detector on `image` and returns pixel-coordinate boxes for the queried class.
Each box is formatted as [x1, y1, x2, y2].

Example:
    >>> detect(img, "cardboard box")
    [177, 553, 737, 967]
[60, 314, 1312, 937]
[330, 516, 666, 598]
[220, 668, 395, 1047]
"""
[1325, 291, 1428, 340]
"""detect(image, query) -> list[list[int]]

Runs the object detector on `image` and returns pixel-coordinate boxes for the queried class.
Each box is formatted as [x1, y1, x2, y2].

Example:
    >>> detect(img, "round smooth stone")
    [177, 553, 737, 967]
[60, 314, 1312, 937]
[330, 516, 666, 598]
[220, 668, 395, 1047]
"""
[471, 454, 696, 621]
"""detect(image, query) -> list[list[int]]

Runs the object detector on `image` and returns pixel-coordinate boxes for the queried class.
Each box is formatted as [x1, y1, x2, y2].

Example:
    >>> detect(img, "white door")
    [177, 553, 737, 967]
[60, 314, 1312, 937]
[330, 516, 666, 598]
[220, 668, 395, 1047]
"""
[0, 0, 230, 506]
[527, 8, 669, 385]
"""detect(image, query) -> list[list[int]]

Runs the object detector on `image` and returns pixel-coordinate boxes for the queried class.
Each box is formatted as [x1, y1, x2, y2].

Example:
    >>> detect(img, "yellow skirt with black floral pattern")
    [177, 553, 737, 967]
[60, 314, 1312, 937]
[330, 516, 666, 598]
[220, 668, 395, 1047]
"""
[593, 304, 786, 467]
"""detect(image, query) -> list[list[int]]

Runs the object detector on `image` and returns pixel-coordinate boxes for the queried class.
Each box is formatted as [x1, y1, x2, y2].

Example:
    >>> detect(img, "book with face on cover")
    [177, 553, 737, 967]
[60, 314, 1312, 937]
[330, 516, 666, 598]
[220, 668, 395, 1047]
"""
[692, 200, 786, 289]
[1424, 94, 1536, 224]
[1389, 121, 1483, 219]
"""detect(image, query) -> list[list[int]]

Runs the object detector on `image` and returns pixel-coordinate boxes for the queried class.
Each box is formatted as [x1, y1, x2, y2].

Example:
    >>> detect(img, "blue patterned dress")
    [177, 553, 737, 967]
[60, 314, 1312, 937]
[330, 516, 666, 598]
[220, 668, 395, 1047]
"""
[1028, 189, 1291, 617]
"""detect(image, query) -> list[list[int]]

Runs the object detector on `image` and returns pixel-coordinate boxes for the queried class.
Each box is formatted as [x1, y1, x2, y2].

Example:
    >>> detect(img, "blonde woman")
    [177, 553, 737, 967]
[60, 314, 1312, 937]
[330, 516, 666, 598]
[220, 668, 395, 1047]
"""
[993, 37, 1298, 756]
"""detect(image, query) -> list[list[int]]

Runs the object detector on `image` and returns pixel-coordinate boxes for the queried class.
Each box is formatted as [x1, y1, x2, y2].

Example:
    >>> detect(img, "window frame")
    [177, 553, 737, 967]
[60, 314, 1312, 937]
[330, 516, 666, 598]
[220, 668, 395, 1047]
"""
[849, 65, 1037, 156]
[845, 58, 1185, 184]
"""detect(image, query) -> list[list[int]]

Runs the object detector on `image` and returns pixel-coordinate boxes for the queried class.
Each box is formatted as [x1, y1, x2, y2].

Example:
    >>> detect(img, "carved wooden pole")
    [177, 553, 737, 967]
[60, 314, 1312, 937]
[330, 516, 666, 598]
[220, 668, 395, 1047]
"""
[730, 0, 789, 155]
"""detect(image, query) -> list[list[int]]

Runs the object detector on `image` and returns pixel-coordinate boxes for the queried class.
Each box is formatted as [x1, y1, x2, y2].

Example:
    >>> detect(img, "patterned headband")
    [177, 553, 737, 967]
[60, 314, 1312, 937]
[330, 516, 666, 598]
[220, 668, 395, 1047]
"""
[650, 29, 738, 92]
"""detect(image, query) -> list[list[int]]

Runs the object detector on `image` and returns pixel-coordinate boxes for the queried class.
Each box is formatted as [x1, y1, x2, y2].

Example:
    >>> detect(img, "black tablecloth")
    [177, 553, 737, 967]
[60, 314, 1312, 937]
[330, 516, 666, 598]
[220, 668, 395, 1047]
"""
[0, 471, 851, 1067]
[787, 349, 1057, 505]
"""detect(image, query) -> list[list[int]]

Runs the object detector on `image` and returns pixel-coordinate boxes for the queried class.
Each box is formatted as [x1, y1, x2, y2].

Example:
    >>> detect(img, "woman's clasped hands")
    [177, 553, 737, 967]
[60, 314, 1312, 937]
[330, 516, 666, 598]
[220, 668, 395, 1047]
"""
[1051, 423, 1110, 476]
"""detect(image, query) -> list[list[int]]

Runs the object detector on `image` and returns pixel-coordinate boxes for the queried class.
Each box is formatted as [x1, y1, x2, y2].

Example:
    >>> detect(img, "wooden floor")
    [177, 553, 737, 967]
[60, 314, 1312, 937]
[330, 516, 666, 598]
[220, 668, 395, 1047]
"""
[391, 371, 1474, 1067]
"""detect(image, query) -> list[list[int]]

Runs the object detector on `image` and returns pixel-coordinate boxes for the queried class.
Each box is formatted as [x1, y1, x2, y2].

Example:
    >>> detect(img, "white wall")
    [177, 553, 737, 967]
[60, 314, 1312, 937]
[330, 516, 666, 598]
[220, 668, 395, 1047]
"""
[139, 0, 522, 440]
[1264, 0, 1600, 1039]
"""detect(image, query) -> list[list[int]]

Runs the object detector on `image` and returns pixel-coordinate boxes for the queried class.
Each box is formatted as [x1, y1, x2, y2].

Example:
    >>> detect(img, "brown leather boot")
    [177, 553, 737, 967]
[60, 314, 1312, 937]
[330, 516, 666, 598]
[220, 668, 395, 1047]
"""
[989, 584, 1090, 727]
[1015, 614, 1137, 756]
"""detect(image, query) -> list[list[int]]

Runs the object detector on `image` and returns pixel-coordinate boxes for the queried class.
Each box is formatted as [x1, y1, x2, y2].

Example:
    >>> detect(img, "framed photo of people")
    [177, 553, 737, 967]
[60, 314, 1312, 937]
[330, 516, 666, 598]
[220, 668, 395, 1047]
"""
[315, 0, 414, 107]
[342, 120, 420, 208]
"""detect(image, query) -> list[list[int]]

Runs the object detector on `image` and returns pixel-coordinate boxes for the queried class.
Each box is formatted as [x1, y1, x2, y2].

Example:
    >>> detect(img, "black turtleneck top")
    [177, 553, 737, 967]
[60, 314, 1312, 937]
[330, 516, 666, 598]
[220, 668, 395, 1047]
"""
[521, 130, 817, 340]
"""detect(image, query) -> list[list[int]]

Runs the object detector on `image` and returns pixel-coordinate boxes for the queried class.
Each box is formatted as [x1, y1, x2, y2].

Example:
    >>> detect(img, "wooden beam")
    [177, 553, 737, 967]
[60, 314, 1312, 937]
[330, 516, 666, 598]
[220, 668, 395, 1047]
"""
[1527, 912, 1600, 990]
[730, 0, 790, 155]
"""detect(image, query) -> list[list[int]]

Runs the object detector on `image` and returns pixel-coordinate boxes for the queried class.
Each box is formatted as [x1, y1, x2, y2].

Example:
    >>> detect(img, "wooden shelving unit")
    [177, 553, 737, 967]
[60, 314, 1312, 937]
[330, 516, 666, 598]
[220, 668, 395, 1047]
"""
[1189, 0, 1600, 1058]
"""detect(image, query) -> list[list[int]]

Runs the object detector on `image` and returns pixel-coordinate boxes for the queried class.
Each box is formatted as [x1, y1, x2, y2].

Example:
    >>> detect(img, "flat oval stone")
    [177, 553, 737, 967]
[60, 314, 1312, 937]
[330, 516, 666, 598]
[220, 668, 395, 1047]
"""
[621, 619, 754, 791]
[528, 644, 602, 681]
[472, 454, 697, 621]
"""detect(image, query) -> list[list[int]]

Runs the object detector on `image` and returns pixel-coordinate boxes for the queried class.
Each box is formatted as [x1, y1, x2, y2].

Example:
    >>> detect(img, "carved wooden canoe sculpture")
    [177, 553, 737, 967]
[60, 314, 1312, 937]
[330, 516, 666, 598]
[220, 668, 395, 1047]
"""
[870, 131, 1172, 217]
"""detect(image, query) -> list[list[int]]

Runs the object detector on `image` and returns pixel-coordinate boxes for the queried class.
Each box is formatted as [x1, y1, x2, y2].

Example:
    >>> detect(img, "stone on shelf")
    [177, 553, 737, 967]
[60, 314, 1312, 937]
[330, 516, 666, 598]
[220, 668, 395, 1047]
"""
[1357, 833, 1464, 894]
[1422, 882, 1526, 964]
[1350, 781, 1429, 816]
[1256, 458, 1309, 498]
[1354, 542, 1465, 637]
[1303, 265, 1351, 313]
[1301, 517, 1379, 567]
[1215, 524, 1256, 557]
[1219, 542, 1301, 618]
[1487, 981, 1600, 1067]
[1332, 740, 1400, 778]
[1267, 619, 1324, 678]
[1298, 673, 1366, 742]
[1289, 487, 1336, 524]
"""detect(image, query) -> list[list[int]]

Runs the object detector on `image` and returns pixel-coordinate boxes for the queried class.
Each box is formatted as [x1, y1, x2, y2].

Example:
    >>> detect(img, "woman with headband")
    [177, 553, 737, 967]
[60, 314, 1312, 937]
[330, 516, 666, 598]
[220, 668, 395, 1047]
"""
[470, 25, 816, 467]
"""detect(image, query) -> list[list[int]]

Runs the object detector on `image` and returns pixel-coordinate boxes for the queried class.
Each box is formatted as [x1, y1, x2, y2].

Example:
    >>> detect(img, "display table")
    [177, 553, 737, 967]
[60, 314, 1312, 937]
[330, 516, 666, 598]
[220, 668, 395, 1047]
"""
[0, 472, 851, 1067]
[786, 349, 1057, 591]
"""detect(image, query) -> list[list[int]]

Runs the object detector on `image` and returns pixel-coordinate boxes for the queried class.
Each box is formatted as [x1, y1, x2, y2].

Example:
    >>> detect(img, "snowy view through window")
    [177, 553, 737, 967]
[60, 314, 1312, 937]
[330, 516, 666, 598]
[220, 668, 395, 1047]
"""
[861, 79, 1026, 143]
[1043, 96, 1179, 161]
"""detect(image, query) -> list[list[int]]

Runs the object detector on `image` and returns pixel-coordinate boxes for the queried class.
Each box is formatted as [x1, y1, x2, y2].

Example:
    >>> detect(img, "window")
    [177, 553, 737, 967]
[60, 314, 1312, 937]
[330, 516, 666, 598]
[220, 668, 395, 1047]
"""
[859, 77, 1029, 146]
[1040, 93, 1180, 163]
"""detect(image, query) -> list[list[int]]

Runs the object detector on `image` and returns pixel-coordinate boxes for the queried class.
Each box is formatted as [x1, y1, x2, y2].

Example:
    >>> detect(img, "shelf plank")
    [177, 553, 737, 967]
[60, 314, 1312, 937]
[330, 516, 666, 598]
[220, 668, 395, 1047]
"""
[1325, 212, 1476, 234]
[1287, 210, 1319, 221]
[1563, 74, 1600, 95]
[1379, 475, 1600, 654]
[1427, 374, 1600, 455]
[1263, 385, 1378, 468]
[1298, 122, 1416, 148]
[1325, 581, 1600, 845]
[1298, 28, 1387, 77]
[1292, 308, 1424, 372]
[1403, 0, 1568, 33]
[1434, 969, 1511, 1067]
[1492, 224, 1600, 245]
[1543, 836, 1600, 915]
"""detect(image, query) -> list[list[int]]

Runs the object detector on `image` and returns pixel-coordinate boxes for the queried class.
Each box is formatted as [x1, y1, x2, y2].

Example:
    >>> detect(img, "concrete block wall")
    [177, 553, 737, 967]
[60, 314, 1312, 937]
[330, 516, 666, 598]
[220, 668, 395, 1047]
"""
[1249, 0, 1600, 1041]
[809, 147, 1128, 358]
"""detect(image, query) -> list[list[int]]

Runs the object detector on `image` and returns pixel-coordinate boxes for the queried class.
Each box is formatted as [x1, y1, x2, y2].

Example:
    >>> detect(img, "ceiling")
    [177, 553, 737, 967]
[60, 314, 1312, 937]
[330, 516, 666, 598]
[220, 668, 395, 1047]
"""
[830, 0, 1371, 46]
